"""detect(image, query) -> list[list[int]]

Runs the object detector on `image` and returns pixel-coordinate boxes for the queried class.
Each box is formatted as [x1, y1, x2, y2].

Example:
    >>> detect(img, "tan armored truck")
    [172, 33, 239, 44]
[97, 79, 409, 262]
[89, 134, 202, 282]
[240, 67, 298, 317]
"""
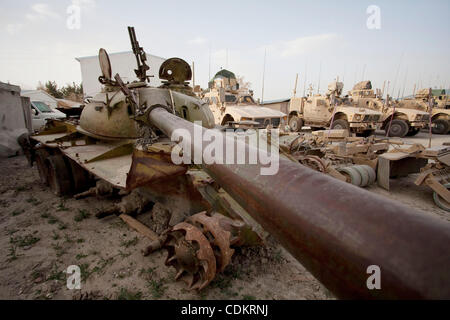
[349, 81, 429, 137]
[287, 81, 381, 136]
[413, 88, 449, 134]
[203, 69, 287, 129]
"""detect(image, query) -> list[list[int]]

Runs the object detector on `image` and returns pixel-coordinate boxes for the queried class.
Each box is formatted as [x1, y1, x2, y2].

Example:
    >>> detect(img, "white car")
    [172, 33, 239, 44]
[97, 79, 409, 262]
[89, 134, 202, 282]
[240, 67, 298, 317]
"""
[31, 101, 66, 132]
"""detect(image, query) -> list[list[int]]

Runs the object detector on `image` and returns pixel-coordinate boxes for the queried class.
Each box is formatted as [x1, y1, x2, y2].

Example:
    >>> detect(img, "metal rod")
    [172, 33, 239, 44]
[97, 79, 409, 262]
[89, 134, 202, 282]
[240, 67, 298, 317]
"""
[148, 107, 450, 299]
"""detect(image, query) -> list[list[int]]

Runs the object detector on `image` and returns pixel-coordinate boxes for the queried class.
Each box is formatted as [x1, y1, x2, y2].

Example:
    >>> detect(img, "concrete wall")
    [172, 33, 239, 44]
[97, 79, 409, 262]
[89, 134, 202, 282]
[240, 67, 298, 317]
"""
[0, 82, 29, 157]
[77, 51, 166, 97]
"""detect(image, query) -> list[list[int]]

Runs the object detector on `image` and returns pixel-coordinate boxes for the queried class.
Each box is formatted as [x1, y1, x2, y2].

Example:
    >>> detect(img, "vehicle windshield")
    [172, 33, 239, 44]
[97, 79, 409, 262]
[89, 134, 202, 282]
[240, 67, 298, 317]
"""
[33, 101, 52, 113]
[225, 95, 237, 103]
[238, 96, 255, 104]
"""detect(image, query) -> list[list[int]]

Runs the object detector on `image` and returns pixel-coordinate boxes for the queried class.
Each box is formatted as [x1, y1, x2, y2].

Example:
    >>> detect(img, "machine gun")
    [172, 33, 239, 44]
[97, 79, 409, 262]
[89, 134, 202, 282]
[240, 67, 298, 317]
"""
[128, 26, 150, 82]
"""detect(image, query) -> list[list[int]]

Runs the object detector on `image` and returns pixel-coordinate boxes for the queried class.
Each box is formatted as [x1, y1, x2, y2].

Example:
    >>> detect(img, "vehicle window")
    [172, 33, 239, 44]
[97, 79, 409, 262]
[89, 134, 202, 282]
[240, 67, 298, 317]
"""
[33, 101, 52, 113]
[316, 99, 326, 107]
[240, 96, 255, 104]
[225, 95, 236, 103]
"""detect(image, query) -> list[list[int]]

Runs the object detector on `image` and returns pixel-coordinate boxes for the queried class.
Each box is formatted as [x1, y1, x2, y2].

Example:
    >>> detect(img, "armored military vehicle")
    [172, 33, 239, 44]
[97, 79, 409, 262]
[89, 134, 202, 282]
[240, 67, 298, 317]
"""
[413, 88, 449, 134]
[349, 81, 429, 137]
[203, 69, 287, 129]
[21, 27, 450, 299]
[286, 81, 381, 136]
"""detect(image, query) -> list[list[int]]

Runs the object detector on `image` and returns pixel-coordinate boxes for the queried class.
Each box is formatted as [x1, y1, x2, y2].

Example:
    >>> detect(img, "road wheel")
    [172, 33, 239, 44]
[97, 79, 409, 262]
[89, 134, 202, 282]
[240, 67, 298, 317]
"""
[331, 119, 349, 131]
[431, 119, 449, 135]
[35, 149, 51, 185]
[67, 158, 91, 193]
[406, 127, 420, 136]
[46, 155, 73, 196]
[289, 116, 303, 132]
[338, 166, 362, 187]
[433, 183, 450, 212]
[386, 119, 409, 137]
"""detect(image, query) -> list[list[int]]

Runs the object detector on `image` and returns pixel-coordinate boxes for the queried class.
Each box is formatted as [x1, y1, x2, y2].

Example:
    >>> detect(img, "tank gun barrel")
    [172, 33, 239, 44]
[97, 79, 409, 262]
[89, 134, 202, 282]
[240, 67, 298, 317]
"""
[147, 106, 450, 299]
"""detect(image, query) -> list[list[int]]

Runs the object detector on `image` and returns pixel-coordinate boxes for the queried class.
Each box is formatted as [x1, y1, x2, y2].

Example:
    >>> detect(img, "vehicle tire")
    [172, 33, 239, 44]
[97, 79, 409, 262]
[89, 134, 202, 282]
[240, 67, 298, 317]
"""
[386, 119, 409, 137]
[406, 127, 420, 136]
[46, 155, 73, 196]
[35, 148, 51, 185]
[352, 165, 370, 187]
[289, 116, 303, 132]
[67, 158, 91, 193]
[431, 119, 449, 135]
[358, 165, 376, 186]
[433, 183, 450, 212]
[331, 119, 349, 130]
[338, 166, 362, 187]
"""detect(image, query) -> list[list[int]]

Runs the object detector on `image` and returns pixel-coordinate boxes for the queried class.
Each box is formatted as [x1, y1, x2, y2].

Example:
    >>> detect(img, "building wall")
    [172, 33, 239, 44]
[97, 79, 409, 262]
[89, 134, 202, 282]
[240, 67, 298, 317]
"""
[77, 52, 166, 97]
[21, 90, 58, 109]
[0, 82, 29, 157]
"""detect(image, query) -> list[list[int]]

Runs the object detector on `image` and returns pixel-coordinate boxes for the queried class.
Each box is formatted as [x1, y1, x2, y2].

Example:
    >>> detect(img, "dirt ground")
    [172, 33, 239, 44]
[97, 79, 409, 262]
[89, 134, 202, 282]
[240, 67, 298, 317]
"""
[0, 132, 448, 300]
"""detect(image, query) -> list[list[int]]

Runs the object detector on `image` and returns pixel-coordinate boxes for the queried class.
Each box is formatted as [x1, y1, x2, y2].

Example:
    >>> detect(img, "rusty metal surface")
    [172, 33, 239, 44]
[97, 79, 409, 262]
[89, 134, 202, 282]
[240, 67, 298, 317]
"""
[188, 212, 234, 273]
[126, 148, 187, 190]
[149, 106, 450, 299]
[166, 222, 217, 290]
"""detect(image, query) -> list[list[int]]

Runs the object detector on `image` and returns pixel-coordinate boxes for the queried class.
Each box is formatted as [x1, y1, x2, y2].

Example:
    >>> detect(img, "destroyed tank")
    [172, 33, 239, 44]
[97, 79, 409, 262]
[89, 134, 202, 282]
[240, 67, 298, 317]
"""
[22, 27, 450, 299]
[203, 69, 288, 129]
[348, 81, 429, 137]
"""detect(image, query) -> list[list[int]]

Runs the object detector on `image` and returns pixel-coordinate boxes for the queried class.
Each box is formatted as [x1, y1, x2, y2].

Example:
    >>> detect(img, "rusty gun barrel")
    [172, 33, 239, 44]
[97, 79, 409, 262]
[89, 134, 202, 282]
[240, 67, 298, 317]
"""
[148, 106, 450, 299]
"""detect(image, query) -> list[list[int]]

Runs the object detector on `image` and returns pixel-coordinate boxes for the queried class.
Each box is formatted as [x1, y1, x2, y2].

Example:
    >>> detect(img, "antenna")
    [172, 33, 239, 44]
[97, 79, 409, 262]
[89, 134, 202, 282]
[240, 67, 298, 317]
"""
[391, 51, 404, 96]
[317, 61, 322, 94]
[361, 64, 366, 81]
[401, 68, 408, 98]
[261, 49, 267, 103]
[303, 61, 307, 97]
[293, 73, 298, 97]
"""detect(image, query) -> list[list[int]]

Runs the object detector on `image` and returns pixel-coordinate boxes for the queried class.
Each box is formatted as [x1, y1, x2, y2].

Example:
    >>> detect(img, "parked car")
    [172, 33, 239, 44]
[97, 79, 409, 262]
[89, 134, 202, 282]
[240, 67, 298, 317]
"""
[31, 101, 66, 132]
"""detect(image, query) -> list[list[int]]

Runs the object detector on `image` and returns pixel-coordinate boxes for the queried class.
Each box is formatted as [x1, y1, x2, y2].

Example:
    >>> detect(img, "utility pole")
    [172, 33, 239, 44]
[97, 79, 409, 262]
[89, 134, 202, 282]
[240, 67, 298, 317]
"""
[192, 61, 195, 88]
[261, 49, 267, 103]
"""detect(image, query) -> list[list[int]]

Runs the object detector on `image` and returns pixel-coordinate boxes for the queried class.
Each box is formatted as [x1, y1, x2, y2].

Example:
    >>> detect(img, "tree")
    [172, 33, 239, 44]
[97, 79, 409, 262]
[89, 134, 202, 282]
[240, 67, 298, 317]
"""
[37, 81, 84, 102]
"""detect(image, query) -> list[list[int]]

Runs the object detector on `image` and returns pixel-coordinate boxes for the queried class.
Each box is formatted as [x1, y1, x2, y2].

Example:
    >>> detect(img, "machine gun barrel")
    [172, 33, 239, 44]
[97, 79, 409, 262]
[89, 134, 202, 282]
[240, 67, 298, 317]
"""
[147, 106, 450, 299]
[127, 26, 149, 82]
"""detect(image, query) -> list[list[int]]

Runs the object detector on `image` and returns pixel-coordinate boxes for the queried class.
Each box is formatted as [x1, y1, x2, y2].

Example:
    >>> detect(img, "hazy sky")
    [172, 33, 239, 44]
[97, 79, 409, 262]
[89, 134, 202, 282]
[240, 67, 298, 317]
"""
[1, 0, 449, 100]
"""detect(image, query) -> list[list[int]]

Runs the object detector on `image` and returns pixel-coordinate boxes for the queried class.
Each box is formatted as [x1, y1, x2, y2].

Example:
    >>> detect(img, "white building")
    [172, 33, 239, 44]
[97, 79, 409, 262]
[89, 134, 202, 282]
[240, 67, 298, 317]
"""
[21, 90, 59, 109]
[75, 51, 166, 97]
